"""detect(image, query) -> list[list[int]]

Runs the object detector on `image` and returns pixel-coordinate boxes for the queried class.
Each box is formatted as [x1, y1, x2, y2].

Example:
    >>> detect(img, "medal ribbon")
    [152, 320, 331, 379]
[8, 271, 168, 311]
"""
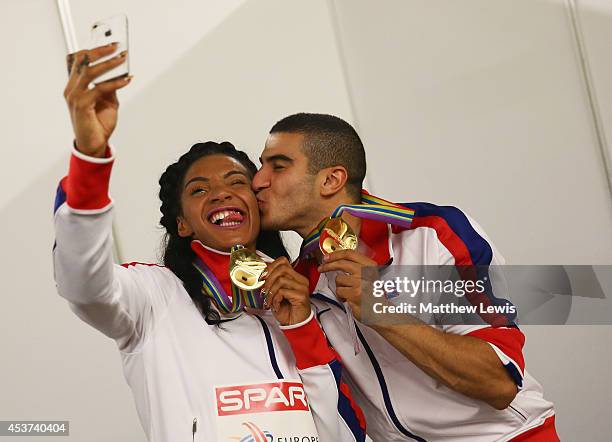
[299, 190, 416, 258]
[191, 244, 264, 315]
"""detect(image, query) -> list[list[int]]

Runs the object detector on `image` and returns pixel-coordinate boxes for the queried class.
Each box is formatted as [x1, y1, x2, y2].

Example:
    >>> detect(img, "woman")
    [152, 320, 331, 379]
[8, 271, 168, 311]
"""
[55, 44, 365, 442]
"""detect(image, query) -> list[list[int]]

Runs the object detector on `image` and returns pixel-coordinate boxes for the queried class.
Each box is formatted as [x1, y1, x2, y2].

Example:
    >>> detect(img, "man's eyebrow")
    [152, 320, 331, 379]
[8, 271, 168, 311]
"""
[260, 154, 294, 164]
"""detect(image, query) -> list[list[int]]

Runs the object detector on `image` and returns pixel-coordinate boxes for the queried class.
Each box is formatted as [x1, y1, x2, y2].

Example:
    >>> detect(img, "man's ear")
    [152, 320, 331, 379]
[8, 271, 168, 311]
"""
[319, 166, 349, 197]
[177, 216, 193, 238]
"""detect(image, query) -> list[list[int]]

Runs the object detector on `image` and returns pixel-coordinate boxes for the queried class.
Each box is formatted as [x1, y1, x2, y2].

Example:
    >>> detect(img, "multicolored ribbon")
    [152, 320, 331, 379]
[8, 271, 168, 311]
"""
[192, 256, 264, 315]
[299, 190, 416, 258]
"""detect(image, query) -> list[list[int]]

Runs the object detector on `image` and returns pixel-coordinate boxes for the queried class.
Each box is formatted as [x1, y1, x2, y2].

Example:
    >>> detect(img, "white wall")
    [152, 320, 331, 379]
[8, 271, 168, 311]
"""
[579, 0, 612, 200]
[1, 0, 610, 441]
[330, 0, 612, 440]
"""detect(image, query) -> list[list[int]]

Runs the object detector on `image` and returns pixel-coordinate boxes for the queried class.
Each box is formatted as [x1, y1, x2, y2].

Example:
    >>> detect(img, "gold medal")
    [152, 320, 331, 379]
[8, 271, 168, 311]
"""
[229, 245, 268, 290]
[319, 217, 358, 255]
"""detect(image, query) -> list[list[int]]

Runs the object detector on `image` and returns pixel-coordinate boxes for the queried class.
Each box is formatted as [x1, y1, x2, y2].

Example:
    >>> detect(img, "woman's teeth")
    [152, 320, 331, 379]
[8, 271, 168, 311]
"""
[219, 221, 241, 227]
[209, 210, 245, 226]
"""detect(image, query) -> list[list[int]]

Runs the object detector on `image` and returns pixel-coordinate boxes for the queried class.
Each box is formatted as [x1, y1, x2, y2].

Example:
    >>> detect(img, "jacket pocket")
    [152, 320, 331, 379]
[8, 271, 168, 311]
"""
[508, 404, 528, 423]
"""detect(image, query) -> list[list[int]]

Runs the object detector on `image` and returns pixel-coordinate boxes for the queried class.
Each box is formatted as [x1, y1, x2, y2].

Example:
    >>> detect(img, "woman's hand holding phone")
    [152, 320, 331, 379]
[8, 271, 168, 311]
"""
[63, 44, 131, 158]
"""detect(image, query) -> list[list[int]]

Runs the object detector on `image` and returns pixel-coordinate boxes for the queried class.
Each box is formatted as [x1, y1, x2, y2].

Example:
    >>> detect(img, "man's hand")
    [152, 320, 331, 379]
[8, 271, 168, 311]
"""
[261, 257, 312, 326]
[320, 253, 518, 409]
[317, 250, 378, 321]
[63, 44, 131, 157]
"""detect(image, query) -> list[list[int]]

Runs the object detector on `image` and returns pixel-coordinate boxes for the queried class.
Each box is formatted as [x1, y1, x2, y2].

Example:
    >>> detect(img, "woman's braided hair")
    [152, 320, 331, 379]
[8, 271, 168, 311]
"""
[158, 141, 288, 325]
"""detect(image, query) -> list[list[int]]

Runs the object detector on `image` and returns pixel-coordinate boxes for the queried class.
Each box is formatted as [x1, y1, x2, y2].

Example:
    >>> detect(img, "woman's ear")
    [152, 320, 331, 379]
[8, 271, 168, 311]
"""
[319, 166, 349, 197]
[177, 216, 193, 238]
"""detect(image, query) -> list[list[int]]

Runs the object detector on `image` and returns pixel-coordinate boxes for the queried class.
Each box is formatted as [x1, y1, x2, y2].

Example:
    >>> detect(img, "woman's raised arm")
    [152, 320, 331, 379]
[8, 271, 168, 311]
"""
[53, 46, 173, 353]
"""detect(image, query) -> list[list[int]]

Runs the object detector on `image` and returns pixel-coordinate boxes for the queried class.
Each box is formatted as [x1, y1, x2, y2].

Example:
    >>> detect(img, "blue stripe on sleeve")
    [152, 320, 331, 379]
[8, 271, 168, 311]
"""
[400, 202, 517, 325]
[54, 181, 67, 215]
[399, 202, 493, 265]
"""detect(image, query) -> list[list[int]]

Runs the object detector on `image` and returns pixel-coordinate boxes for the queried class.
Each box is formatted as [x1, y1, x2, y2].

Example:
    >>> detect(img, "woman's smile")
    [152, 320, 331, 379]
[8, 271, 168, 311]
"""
[207, 206, 246, 229]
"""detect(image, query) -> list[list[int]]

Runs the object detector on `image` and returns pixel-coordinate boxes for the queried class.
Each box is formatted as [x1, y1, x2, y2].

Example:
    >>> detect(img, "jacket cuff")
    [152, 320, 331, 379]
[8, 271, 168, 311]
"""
[66, 144, 114, 213]
[280, 310, 337, 370]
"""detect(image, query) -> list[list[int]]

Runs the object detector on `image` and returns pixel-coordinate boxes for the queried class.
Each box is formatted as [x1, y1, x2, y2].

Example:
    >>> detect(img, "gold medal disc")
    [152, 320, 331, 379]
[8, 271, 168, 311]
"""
[319, 217, 358, 255]
[229, 245, 267, 290]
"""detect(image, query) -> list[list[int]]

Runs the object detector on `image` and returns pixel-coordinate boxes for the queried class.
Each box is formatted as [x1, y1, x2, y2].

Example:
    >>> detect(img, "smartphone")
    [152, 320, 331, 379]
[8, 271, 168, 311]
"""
[89, 14, 129, 83]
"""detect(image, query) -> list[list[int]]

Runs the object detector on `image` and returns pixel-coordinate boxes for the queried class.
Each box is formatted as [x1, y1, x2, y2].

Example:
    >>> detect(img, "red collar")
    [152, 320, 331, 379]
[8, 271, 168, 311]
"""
[358, 217, 392, 266]
[190, 241, 234, 296]
[294, 258, 322, 294]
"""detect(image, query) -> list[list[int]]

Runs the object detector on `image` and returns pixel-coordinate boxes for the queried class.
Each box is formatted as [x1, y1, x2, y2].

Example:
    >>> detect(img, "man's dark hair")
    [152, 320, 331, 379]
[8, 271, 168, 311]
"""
[159, 141, 288, 325]
[269, 113, 366, 201]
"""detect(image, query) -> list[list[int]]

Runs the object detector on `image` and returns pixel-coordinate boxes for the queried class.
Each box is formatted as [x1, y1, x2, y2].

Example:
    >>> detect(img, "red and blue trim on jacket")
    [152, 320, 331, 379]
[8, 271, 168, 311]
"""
[396, 202, 525, 388]
[53, 146, 114, 254]
[282, 315, 367, 441]
[53, 145, 114, 215]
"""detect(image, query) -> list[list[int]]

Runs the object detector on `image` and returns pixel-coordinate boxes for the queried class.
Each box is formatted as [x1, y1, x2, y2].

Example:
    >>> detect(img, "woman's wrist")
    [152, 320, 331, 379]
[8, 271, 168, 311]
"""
[279, 309, 314, 329]
[279, 311, 336, 369]
[73, 140, 112, 159]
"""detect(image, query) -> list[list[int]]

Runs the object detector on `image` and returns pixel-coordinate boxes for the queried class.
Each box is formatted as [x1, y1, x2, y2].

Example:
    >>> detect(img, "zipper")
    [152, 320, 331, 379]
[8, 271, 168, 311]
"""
[192, 417, 197, 442]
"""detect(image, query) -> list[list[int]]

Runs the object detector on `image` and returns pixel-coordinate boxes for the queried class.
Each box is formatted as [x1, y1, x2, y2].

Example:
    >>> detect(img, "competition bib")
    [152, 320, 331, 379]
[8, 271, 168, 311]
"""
[215, 380, 319, 442]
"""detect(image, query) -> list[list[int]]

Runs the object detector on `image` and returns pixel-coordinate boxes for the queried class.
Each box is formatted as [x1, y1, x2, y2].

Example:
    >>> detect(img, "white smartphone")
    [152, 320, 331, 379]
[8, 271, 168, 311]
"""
[89, 14, 129, 83]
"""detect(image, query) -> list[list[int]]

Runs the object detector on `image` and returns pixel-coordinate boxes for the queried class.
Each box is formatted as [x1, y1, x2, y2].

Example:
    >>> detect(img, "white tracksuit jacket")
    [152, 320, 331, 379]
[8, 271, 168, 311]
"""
[295, 200, 558, 442]
[52, 147, 366, 442]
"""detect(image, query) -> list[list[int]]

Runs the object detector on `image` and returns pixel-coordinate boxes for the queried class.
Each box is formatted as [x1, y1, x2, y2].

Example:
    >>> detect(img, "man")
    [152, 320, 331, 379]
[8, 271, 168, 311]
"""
[252, 113, 559, 441]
